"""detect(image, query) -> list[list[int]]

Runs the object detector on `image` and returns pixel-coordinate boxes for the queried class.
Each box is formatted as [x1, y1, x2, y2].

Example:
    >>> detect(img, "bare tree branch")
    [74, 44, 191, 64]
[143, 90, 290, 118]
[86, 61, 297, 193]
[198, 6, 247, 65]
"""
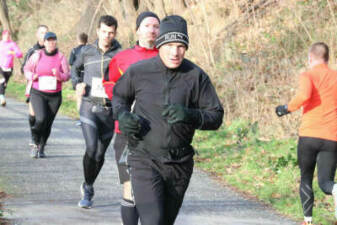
[216, 0, 279, 41]
[88, 0, 105, 35]
[0, 0, 12, 32]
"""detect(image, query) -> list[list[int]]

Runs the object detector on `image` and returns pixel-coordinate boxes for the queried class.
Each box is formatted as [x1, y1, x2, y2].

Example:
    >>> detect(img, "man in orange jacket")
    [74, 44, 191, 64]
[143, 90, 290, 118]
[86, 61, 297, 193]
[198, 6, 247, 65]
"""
[276, 42, 337, 225]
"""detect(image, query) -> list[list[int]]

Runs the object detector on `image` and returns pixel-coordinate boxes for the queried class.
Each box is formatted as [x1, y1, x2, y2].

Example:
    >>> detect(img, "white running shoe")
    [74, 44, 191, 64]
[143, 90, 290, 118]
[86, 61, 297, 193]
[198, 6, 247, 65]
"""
[0, 95, 6, 106]
[30, 144, 39, 158]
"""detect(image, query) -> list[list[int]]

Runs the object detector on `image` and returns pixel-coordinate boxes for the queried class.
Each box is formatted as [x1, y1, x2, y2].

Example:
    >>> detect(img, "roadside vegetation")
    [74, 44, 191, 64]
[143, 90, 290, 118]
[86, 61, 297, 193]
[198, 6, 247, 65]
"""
[0, 178, 9, 224]
[3, 0, 337, 224]
[193, 121, 335, 224]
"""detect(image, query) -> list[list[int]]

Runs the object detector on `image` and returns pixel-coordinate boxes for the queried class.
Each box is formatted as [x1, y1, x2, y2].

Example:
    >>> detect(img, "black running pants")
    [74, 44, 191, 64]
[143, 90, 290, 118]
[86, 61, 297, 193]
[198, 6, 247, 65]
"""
[30, 88, 62, 147]
[80, 100, 114, 185]
[297, 136, 337, 217]
[129, 155, 193, 225]
[0, 68, 12, 95]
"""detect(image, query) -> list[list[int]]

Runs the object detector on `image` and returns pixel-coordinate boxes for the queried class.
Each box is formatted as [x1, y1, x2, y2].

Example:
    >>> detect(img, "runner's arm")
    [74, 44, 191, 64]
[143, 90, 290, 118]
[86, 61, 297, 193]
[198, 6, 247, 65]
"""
[69, 48, 76, 66]
[71, 49, 85, 89]
[196, 72, 224, 130]
[12, 42, 23, 58]
[21, 47, 34, 74]
[287, 73, 312, 112]
[57, 54, 70, 81]
[112, 70, 135, 120]
[23, 52, 40, 81]
[103, 57, 122, 100]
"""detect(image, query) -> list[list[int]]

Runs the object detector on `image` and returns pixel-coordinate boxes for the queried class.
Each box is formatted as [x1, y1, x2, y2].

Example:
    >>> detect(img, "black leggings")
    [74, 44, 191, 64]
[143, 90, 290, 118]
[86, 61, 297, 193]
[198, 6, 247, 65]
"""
[298, 136, 337, 217]
[30, 88, 62, 147]
[0, 68, 12, 95]
[129, 155, 193, 225]
[80, 100, 114, 185]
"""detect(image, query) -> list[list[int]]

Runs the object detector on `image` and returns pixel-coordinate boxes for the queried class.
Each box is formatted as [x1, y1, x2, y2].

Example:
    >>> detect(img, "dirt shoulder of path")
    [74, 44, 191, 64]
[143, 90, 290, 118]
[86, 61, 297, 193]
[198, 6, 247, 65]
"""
[0, 192, 10, 225]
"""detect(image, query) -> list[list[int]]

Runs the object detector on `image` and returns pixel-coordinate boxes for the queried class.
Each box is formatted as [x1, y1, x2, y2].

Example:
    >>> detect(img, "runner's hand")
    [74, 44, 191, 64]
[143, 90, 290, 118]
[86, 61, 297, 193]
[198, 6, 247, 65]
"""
[118, 111, 141, 137]
[76, 83, 86, 96]
[275, 105, 290, 117]
[32, 74, 38, 81]
[162, 104, 201, 125]
[52, 68, 62, 81]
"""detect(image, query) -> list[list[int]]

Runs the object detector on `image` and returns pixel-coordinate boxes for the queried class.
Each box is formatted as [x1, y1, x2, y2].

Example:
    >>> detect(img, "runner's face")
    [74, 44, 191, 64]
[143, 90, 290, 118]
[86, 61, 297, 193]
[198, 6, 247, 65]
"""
[137, 17, 160, 44]
[97, 23, 116, 47]
[44, 38, 57, 53]
[37, 27, 48, 45]
[159, 42, 186, 69]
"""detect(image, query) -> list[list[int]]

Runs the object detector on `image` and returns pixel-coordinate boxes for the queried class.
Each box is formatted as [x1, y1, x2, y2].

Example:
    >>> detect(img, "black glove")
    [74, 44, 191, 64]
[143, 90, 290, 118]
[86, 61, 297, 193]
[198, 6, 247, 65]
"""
[118, 111, 141, 136]
[162, 104, 201, 126]
[275, 105, 290, 117]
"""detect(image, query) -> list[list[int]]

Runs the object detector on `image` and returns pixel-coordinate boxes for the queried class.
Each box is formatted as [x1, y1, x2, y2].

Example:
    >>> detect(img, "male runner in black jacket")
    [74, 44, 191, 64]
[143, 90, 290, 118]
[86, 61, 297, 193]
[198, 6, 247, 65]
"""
[113, 15, 223, 225]
[69, 32, 88, 89]
[71, 15, 121, 209]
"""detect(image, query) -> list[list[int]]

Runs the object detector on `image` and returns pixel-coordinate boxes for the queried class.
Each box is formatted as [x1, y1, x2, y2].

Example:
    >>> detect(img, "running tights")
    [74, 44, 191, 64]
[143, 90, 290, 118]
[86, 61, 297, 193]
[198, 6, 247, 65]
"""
[30, 88, 61, 148]
[80, 100, 114, 185]
[298, 136, 337, 217]
[0, 69, 12, 95]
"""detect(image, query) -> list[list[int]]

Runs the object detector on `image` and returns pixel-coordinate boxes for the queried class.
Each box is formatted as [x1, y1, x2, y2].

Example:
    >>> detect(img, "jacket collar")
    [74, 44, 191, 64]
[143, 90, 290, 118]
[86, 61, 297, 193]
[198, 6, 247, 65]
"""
[93, 39, 121, 53]
[134, 44, 158, 53]
[154, 55, 185, 72]
[44, 48, 58, 56]
[312, 63, 328, 70]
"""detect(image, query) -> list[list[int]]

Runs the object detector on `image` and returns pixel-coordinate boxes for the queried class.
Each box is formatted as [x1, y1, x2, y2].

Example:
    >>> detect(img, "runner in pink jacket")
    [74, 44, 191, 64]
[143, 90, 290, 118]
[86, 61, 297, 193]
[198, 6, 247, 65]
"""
[0, 30, 23, 106]
[24, 48, 69, 93]
[24, 32, 70, 159]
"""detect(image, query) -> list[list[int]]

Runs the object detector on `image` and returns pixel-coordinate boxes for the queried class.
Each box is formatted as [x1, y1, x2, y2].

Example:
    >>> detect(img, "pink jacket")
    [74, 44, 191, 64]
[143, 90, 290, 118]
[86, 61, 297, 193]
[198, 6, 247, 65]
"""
[24, 50, 70, 94]
[0, 40, 23, 69]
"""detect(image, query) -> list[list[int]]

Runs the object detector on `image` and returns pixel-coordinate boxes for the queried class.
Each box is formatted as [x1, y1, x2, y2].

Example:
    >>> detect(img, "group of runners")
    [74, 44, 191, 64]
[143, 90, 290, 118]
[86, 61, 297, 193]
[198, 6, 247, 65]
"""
[0, 9, 337, 225]
[5, 12, 222, 225]
[70, 13, 223, 225]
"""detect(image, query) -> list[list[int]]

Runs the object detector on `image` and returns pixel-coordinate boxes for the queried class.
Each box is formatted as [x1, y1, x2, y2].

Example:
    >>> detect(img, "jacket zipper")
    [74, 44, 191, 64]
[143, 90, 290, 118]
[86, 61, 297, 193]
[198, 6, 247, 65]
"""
[163, 69, 175, 148]
[100, 51, 106, 105]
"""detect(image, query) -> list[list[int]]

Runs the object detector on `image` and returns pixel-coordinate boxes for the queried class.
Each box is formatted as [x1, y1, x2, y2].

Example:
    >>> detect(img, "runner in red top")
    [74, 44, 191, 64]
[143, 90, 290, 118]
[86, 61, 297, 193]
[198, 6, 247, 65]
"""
[103, 11, 160, 225]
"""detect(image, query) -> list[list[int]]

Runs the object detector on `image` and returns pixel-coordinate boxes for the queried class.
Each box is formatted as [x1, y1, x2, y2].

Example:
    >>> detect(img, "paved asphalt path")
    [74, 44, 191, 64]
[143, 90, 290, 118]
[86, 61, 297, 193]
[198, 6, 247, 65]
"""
[0, 97, 298, 225]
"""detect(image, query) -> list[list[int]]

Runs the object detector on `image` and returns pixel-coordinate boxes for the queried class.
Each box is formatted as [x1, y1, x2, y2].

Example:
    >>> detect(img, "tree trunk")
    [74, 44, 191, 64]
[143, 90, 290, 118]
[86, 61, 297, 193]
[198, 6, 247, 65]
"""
[136, 0, 149, 12]
[171, 0, 187, 14]
[158, 0, 168, 17]
[73, 0, 97, 37]
[0, 0, 12, 32]
[121, 0, 137, 20]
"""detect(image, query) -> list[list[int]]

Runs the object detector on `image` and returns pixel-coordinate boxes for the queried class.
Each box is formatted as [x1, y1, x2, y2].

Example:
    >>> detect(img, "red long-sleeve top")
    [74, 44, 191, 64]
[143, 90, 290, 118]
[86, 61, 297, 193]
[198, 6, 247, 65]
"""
[103, 45, 158, 133]
[287, 63, 337, 141]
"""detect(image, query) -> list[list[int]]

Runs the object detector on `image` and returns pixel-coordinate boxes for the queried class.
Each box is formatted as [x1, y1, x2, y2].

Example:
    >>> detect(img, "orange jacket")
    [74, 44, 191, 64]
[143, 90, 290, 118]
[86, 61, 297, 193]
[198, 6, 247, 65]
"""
[288, 63, 337, 141]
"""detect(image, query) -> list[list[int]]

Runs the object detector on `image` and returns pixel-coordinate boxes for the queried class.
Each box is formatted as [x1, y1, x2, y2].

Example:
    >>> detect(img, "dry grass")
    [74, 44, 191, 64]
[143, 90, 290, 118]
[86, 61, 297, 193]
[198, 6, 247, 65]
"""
[0, 192, 10, 225]
[9, 0, 337, 139]
[102, 0, 324, 139]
